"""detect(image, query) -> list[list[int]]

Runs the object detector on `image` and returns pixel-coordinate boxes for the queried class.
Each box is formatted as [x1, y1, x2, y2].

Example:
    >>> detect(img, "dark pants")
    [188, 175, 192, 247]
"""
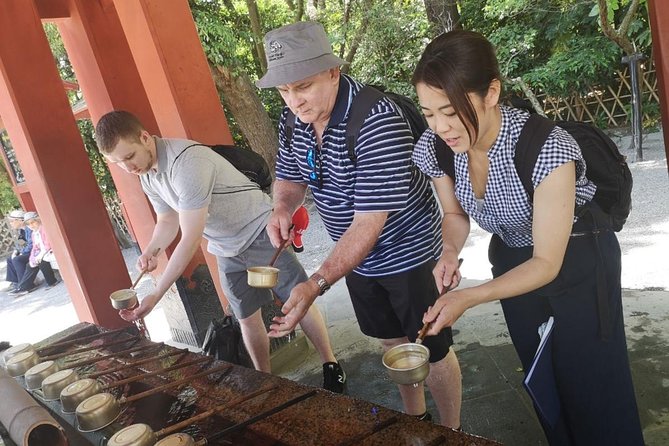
[489, 223, 644, 445]
[18, 261, 57, 291]
[6, 253, 29, 284]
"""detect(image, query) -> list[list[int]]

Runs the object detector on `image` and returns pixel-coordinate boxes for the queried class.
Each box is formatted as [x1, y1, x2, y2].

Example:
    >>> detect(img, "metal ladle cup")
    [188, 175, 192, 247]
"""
[382, 258, 463, 387]
[247, 225, 293, 289]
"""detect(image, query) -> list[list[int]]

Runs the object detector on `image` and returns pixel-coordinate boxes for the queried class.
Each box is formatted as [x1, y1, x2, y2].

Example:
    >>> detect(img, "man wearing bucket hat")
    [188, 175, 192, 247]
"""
[260, 21, 462, 427]
[94, 110, 345, 393]
[4, 209, 32, 294]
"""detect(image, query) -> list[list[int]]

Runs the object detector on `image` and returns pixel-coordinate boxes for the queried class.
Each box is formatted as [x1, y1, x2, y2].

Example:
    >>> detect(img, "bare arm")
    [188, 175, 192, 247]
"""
[432, 175, 470, 292]
[424, 161, 576, 333]
[268, 211, 387, 337]
[267, 179, 308, 246]
[121, 207, 208, 321]
[136, 209, 181, 272]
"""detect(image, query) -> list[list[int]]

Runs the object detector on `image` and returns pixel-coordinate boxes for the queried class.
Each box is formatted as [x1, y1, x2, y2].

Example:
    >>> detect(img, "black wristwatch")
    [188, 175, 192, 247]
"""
[310, 273, 331, 296]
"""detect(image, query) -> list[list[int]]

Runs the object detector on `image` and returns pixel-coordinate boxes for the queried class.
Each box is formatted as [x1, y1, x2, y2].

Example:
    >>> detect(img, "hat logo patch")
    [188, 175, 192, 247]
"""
[268, 40, 284, 61]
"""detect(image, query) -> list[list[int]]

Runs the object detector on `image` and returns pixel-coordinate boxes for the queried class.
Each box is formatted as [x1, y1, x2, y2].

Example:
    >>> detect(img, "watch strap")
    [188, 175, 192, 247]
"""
[310, 273, 331, 296]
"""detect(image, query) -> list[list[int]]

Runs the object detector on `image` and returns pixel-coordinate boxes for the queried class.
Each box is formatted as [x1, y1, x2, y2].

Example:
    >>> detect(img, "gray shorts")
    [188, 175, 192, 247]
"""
[216, 229, 308, 319]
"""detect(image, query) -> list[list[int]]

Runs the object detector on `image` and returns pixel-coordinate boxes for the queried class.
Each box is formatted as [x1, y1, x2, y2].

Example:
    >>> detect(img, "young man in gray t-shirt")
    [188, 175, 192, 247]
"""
[95, 110, 345, 392]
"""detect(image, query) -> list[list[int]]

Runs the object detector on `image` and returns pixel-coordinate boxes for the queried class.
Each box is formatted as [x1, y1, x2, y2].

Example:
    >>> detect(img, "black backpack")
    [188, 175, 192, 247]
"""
[515, 114, 632, 231]
[176, 144, 273, 193]
[285, 85, 429, 164]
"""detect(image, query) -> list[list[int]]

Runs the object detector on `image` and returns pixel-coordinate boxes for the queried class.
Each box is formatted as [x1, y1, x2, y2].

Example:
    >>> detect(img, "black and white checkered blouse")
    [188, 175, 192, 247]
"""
[412, 106, 596, 248]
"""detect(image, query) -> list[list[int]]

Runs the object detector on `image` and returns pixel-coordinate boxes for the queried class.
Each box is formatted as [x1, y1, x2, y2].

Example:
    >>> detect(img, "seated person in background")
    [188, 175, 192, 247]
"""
[12, 212, 59, 296]
[5, 209, 32, 293]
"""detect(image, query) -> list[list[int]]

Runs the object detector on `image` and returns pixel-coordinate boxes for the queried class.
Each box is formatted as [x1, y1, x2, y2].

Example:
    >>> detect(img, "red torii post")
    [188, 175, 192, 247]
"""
[0, 0, 236, 343]
[648, 0, 669, 173]
[0, 0, 129, 328]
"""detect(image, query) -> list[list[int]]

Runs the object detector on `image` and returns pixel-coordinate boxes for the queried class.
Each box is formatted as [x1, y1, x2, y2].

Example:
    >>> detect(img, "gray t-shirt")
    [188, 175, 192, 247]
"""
[140, 137, 271, 257]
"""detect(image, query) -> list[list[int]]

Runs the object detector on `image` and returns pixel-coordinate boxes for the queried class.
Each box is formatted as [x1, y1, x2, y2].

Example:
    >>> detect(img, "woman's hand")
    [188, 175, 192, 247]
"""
[422, 289, 470, 336]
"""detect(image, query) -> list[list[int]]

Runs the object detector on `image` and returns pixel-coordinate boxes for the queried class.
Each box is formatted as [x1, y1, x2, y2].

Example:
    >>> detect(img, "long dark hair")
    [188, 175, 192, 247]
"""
[412, 30, 500, 144]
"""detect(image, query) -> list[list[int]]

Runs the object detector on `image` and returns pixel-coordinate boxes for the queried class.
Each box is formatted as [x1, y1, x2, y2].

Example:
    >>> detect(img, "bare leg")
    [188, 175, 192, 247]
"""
[380, 337, 426, 416]
[425, 348, 462, 428]
[238, 309, 271, 373]
[298, 304, 337, 363]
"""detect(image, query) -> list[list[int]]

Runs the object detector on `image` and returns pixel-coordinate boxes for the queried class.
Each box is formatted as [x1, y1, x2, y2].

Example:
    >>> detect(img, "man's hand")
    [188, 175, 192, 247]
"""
[119, 293, 159, 321]
[268, 280, 320, 337]
[267, 208, 294, 248]
[432, 255, 463, 294]
[136, 248, 160, 273]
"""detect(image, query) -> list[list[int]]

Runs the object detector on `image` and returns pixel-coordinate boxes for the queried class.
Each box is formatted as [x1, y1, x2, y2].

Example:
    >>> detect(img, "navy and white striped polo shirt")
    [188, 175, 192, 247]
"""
[413, 106, 596, 248]
[275, 74, 441, 276]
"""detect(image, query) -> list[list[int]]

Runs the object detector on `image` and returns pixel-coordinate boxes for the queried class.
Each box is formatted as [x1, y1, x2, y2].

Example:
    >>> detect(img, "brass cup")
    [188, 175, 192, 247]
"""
[41, 369, 79, 401]
[382, 342, 431, 386]
[60, 378, 102, 413]
[155, 433, 196, 446]
[24, 360, 59, 390]
[247, 266, 280, 288]
[110, 289, 139, 310]
[5, 350, 40, 377]
[108, 423, 156, 446]
[1, 342, 34, 367]
[76, 392, 121, 432]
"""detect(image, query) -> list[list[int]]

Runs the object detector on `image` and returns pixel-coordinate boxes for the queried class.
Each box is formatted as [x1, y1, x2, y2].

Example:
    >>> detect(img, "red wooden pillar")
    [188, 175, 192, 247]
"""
[0, 0, 129, 328]
[55, 0, 161, 263]
[648, 0, 669, 172]
[53, 0, 232, 344]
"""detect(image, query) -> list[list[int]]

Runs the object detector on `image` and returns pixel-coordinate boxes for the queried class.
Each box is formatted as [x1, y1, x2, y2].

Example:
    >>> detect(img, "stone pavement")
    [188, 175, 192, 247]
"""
[0, 131, 667, 445]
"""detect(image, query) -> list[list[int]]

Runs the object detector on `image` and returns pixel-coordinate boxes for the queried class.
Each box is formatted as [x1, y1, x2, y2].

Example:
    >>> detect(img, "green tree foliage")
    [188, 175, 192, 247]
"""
[0, 163, 20, 216]
[189, 0, 292, 145]
[461, 0, 650, 98]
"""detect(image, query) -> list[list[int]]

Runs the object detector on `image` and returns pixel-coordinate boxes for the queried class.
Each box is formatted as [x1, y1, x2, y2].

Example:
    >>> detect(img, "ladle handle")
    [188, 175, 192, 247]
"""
[87, 347, 185, 379]
[105, 354, 211, 389]
[41, 335, 141, 361]
[37, 327, 128, 353]
[123, 362, 231, 403]
[416, 258, 464, 344]
[268, 224, 294, 267]
[131, 247, 161, 289]
[155, 385, 278, 438]
[64, 341, 160, 369]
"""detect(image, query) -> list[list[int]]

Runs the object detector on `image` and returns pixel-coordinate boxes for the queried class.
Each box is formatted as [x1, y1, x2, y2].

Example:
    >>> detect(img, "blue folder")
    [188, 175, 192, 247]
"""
[523, 317, 561, 428]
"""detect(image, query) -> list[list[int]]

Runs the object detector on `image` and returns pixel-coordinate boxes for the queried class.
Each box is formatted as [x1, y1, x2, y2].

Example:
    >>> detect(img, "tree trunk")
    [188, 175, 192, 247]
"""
[341, 0, 373, 72]
[209, 63, 279, 173]
[245, 0, 267, 73]
[423, 0, 461, 36]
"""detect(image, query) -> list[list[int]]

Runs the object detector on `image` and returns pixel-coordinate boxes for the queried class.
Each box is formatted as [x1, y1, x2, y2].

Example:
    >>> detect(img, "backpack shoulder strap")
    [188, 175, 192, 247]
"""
[171, 143, 204, 176]
[285, 109, 296, 153]
[346, 86, 385, 164]
[514, 114, 556, 201]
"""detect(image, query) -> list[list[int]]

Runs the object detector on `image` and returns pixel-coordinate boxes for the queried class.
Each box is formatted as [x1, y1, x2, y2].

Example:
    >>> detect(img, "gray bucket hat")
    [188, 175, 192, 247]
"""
[256, 21, 348, 88]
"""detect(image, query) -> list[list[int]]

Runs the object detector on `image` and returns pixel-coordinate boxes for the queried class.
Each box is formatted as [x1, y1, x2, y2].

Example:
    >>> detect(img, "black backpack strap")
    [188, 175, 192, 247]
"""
[346, 86, 385, 164]
[514, 114, 556, 201]
[171, 143, 203, 176]
[285, 109, 296, 153]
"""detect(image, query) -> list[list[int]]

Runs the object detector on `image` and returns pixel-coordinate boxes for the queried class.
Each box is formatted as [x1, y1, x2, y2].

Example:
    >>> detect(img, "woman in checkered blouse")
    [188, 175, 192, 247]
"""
[411, 30, 643, 445]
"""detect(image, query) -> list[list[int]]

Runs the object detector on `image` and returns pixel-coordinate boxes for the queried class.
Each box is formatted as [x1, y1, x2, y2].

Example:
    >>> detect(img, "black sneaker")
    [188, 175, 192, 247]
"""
[322, 362, 346, 394]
